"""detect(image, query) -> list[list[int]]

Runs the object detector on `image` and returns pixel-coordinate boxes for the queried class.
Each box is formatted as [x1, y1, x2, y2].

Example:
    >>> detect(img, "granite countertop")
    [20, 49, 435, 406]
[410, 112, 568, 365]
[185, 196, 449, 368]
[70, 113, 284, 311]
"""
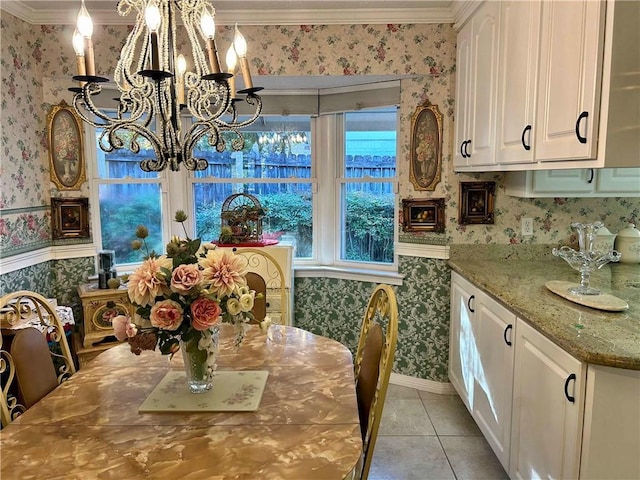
[448, 245, 640, 370]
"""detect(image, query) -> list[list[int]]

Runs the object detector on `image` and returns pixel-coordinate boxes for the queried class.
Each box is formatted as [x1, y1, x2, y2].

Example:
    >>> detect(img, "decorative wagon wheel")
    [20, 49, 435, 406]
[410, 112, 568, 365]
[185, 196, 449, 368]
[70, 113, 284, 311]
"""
[219, 193, 266, 244]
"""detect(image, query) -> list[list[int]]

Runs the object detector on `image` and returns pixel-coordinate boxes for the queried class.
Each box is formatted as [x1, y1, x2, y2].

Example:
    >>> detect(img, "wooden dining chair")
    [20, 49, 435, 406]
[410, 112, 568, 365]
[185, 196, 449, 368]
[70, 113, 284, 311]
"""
[0, 291, 76, 427]
[353, 284, 399, 480]
[234, 248, 289, 325]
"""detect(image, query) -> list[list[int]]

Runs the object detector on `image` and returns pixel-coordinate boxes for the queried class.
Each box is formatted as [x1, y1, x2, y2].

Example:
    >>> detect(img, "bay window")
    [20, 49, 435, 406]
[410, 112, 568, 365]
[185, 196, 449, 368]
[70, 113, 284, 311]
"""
[90, 81, 398, 275]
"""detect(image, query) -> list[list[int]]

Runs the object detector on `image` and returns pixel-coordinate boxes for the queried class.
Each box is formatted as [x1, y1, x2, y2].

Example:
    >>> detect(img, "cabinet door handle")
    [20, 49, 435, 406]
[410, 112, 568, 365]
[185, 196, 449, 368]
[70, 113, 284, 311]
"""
[467, 295, 475, 313]
[564, 373, 576, 403]
[460, 142, 467, 158]
[521, 125, 531, 151]
[464, 140, 471, 158]
[587, 168, 594, 184]
[503, 324, 513, 346]
[575, 111, 588, 144]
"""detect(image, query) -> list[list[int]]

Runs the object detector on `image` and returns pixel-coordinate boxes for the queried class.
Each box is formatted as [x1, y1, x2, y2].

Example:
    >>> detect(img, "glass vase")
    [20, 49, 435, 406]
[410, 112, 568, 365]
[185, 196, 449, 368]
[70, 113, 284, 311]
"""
[180, 325, 220, 394]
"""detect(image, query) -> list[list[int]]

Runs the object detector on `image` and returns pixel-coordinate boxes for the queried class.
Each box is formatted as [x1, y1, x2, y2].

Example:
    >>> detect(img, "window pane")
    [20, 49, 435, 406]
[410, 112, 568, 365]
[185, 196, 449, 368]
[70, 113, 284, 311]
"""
[344, 109, 397, 178]
[341, 183, 395, 264]
[341, 108, 396, 264]
[99, 184, 164, 264]
[96, 130, 160, 180]
[192, 115, 311, 179]
[193, 183, 313, 258]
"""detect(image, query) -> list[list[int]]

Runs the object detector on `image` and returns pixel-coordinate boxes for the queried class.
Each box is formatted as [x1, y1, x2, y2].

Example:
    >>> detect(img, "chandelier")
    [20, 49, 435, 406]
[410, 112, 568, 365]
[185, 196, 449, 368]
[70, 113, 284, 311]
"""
[70, 0, 263, 172]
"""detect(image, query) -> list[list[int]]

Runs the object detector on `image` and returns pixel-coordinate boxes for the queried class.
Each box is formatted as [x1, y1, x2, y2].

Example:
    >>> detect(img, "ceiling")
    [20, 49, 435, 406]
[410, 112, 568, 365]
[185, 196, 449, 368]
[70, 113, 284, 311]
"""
[0, 1, 458, 26]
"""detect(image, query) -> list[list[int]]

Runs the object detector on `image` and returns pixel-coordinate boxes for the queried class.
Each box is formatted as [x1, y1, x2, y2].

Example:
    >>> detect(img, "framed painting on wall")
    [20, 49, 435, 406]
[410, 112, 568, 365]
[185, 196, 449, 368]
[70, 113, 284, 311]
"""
[409, 102, 443, 191]
[52, 197, 90, 240]
[459, 182, 496, 225]
[47, 100, 86, 191]
[402, 198, 445, 233]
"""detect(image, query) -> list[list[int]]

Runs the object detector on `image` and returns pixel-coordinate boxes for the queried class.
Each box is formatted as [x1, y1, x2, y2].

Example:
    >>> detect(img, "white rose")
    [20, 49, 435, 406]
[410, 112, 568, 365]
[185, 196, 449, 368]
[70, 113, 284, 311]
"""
[239, 293, 254, 312]
[237, 285, 250, 296]
[226, 297, 242, 315]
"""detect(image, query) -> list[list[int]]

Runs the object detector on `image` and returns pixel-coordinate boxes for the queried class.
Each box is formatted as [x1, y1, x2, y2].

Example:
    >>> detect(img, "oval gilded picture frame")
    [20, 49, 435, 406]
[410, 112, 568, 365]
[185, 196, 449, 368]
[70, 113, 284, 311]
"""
[47, 100, 86, 191]
[409, 102, 443, 191]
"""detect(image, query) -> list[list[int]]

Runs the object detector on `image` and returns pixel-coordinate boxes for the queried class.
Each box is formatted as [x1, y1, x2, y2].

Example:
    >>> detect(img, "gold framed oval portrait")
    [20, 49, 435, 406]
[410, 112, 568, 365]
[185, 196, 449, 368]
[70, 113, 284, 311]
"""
[47, 100, 86, 190]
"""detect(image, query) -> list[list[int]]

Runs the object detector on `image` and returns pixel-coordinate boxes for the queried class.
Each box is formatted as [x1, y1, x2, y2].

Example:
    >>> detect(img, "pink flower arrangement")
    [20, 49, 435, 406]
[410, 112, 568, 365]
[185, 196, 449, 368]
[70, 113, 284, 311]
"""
[113, 211, 258, 356]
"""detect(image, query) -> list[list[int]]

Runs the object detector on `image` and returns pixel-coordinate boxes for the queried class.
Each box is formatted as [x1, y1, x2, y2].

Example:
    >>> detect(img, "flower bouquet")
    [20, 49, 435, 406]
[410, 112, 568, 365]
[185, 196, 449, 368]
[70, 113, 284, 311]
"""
[113, 211, 260, 392]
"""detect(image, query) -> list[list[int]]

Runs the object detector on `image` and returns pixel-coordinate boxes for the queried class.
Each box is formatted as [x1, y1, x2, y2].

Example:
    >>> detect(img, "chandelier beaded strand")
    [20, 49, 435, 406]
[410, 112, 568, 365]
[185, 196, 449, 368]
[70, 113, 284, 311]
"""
[70, 0, 263, 173]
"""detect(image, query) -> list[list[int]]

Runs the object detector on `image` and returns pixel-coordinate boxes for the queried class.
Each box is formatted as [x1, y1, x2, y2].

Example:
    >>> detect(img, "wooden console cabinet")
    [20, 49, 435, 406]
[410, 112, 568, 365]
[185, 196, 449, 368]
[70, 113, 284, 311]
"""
[76, 283, 133, 367]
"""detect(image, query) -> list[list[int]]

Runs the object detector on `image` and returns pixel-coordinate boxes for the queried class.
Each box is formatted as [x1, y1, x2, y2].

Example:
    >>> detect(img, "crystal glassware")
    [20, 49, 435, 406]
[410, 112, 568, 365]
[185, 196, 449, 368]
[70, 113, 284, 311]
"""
[552, 221, 621, 295]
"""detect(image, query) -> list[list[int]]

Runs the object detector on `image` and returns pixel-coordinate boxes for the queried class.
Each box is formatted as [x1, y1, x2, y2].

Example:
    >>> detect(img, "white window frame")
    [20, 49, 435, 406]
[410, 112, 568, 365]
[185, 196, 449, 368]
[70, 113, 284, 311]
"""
[88, 85, 402, 284]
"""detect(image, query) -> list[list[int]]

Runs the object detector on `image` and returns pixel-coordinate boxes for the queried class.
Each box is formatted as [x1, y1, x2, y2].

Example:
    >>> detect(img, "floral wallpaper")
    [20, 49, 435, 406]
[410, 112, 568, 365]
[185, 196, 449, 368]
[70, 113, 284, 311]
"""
[1, 10, 639, 382]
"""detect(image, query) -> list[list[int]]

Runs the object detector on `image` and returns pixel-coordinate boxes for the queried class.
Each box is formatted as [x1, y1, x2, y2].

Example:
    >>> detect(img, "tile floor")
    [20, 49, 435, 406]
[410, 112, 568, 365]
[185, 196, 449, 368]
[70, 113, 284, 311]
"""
[368, 384, 510, 480]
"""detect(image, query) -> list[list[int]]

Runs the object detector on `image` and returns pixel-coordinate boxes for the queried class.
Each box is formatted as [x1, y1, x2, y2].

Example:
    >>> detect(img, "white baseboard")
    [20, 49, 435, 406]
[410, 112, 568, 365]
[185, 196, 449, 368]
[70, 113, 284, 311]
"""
[390, 372, 457, 395]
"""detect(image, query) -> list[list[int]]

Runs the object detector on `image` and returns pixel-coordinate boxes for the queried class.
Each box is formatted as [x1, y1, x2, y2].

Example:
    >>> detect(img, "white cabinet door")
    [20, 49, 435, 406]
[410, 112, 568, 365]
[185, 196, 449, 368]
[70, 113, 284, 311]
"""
[596, 167, 640, 195]
[453, 1, 500, 169]
[449, 272, 515, 471]
[530, 169, 595, 195]
[535, 0, 606, 162]
[467, 1, 500, 166]
[473, 293, 515, 471]
[453, 18, 473, 169]
[510, 319, 585, 480]
[495, 0, 541, 165]
[449, 271, 476, 409]
[504, 167, 640, 197]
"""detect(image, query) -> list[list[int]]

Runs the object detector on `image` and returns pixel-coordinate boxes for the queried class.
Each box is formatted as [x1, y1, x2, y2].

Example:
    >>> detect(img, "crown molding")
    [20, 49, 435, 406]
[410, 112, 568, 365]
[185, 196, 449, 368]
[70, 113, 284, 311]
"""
[0, 2, 455, 26]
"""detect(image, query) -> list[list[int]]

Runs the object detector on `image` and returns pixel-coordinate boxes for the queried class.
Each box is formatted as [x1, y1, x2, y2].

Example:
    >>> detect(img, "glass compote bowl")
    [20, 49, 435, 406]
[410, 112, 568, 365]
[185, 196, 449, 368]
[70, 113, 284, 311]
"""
[552, 221, 621, 295]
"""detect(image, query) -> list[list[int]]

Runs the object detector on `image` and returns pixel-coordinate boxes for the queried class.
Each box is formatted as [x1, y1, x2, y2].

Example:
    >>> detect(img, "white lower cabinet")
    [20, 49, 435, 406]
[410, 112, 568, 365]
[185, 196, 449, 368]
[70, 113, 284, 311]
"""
[509, 319, 585, 480]
[450, 272, 639, 479]
[449, 272, 515, 471]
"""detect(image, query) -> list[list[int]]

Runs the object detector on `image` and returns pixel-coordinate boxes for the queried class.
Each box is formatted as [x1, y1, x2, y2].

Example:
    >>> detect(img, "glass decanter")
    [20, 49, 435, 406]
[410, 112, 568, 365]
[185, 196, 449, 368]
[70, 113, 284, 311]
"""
[552, 221, 621, 295]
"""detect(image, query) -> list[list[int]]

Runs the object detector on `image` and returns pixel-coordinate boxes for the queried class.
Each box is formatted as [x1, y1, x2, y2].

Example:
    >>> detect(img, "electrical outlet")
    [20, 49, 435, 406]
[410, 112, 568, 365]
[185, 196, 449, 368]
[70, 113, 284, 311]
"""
[522, 218, 533, 236]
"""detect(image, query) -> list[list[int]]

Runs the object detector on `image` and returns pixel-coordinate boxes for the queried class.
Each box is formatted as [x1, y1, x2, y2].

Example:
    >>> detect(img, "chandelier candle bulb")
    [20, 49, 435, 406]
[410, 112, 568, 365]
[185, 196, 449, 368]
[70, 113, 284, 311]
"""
[226, 44, 237, 97]
[72, 29, 85, 77]
[145, 0, 162, 71]
[233, 25, 253, 90]
[200, 8, 221, 74]
[76, 2, 95, 76]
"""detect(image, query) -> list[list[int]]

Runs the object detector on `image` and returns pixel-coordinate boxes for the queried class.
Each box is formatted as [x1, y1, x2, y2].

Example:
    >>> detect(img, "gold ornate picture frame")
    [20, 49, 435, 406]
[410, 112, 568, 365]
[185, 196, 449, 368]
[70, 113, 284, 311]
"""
[47, 100, 86, 191]
[51, 197, 90, 240]
[459, 182, 496, 225]
[402, 198, 445, 233]
[409, 102, 443, 191]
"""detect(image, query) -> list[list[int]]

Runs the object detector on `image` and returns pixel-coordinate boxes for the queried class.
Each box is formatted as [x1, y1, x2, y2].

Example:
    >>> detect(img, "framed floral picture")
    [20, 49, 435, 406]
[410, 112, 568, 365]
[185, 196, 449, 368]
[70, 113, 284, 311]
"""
[409, 102, 443, 191]
[52, 197, 90, 240]
[47, 100, 86, 191]
[402, 198, 445, 233]
[459, 182, 496, 225]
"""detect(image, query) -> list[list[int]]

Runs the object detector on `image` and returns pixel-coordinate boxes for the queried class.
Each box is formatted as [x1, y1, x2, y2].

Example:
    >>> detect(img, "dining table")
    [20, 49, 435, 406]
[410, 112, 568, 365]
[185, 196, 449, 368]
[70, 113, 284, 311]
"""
[0, 325, 363, 480]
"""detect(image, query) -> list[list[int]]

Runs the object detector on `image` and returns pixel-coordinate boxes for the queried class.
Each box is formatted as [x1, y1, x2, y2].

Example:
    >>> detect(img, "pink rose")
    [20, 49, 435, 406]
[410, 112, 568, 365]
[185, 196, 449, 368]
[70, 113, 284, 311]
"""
[150, 299, 184, 331]
[171, 263, 203, 295]
[112, 315, 130, 341]
[190, 297, 222, 331]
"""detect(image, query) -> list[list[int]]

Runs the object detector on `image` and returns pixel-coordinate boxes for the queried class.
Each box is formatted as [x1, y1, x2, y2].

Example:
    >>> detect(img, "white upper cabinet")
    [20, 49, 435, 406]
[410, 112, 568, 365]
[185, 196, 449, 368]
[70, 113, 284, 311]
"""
[505, 167, 640, 197]
[453, 1, 500, 168]
[535, 0, 605, 162]
[455, 0, 640, 172]
[495, 0, 541, 165]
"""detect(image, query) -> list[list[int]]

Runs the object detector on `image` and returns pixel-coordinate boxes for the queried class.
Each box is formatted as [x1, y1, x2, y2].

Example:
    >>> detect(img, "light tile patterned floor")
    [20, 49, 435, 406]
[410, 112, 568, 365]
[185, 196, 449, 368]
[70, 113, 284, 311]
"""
[368, 384, 509, 480]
